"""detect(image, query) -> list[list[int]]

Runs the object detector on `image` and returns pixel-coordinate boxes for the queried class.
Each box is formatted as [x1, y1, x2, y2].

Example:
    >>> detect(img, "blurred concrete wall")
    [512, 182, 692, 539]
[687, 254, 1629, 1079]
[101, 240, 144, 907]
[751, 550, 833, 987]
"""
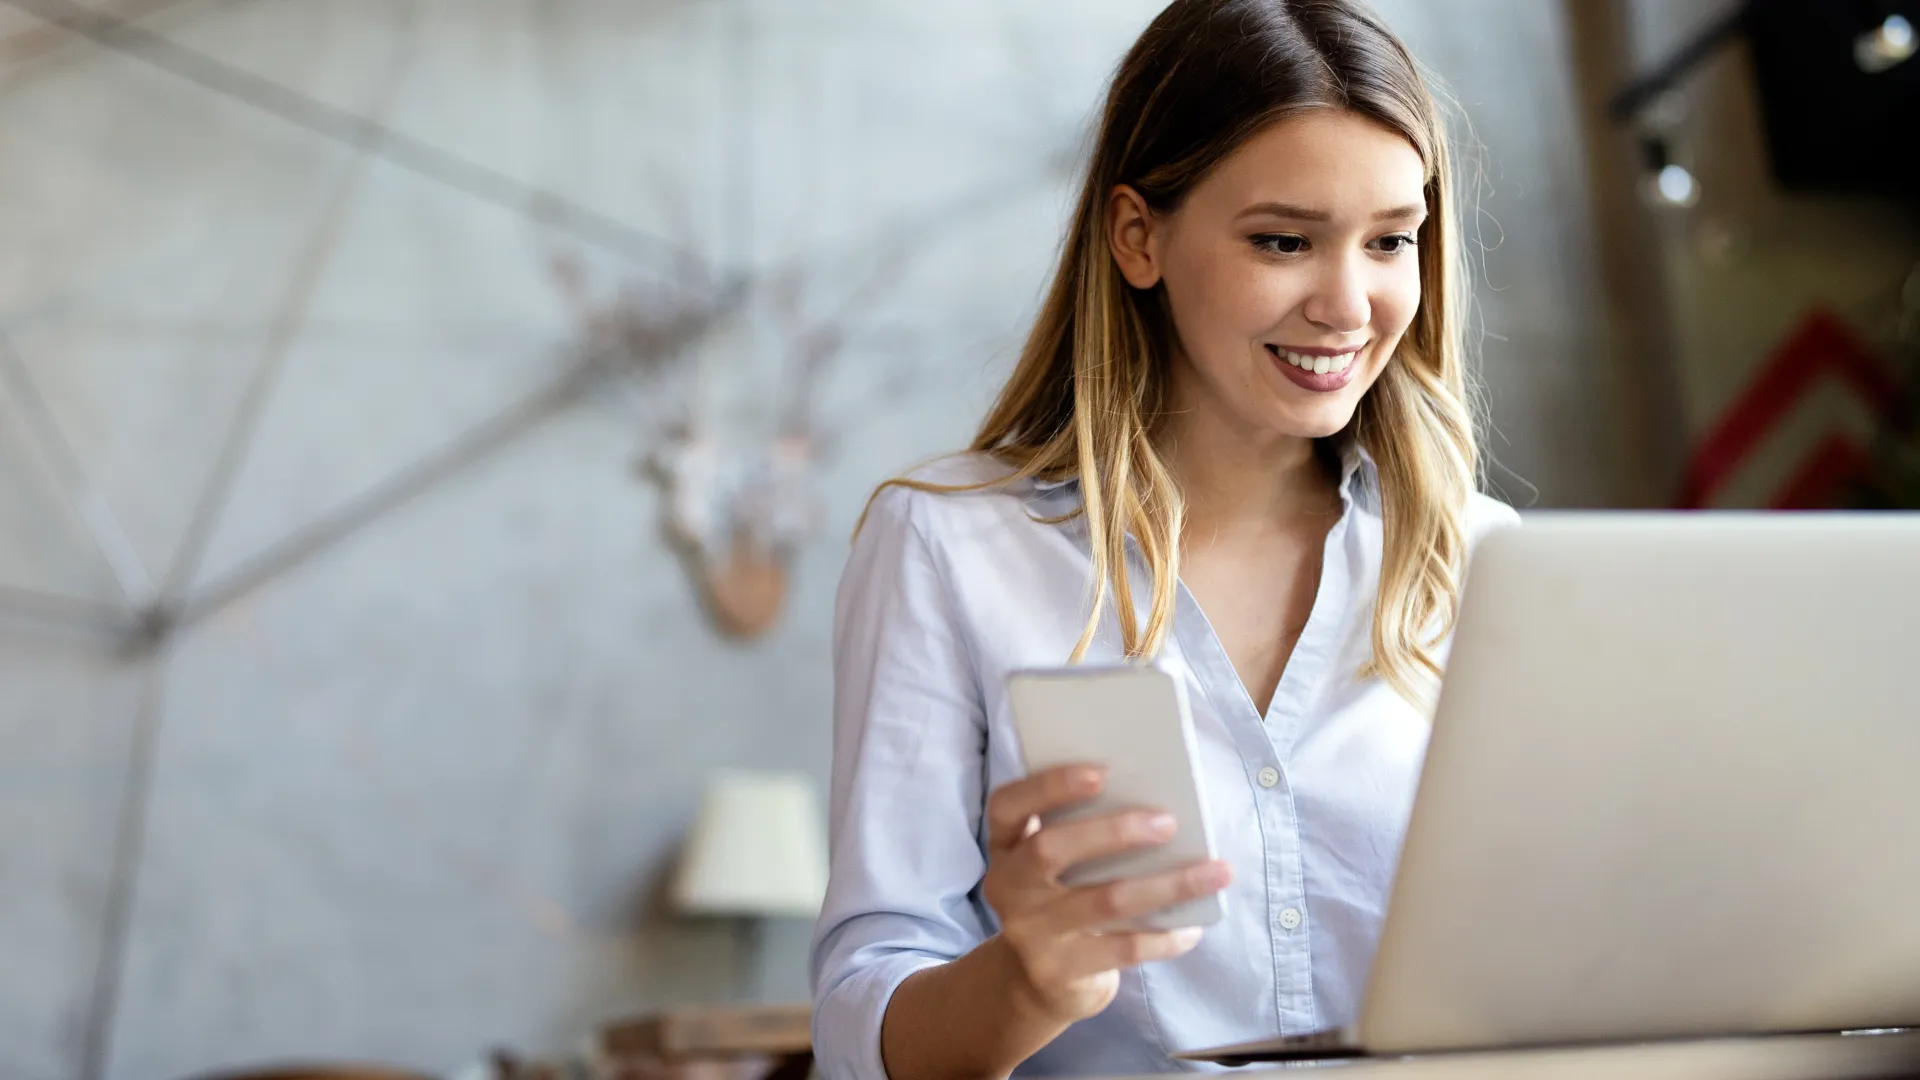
[0, 1, 1615, 1077]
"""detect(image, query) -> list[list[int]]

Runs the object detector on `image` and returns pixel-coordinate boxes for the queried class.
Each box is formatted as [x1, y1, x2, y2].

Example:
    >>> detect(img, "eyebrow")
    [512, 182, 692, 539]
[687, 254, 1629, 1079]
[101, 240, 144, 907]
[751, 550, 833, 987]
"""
[1235, 201, 1427, 223]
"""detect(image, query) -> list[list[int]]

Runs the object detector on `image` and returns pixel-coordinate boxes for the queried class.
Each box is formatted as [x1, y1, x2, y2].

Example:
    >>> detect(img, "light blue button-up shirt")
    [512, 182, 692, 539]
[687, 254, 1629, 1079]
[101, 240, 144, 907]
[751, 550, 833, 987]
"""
[811, 446, 1519, 1079]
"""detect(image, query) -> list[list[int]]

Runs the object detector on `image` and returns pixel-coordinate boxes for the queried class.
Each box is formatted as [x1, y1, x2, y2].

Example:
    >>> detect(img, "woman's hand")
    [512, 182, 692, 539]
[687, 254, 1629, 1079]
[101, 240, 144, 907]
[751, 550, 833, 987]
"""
[981, 764, 1233, 1025]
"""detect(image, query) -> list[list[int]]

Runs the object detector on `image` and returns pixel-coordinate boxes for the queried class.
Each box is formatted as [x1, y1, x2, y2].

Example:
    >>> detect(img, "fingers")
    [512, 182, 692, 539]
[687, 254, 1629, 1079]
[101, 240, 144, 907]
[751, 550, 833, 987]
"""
[1034, 859, 1233, 937]
[986, 764, 1104, 851]
[1012, 808, 1178, 883]
[1051, 927, 1208, 980]
[1003, 921, 1210, 993]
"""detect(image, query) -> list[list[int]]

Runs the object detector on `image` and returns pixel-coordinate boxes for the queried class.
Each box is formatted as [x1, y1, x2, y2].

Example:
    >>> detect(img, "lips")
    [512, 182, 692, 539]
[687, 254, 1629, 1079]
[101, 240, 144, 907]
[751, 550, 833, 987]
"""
[1266, 344, 1361, 393]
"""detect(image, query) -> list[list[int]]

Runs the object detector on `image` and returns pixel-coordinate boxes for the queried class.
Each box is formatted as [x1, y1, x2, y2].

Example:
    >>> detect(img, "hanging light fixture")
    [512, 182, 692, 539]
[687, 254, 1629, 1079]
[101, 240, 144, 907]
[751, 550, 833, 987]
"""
[1638, 135, 1702, 211]
[1855, 14, 1916, 74]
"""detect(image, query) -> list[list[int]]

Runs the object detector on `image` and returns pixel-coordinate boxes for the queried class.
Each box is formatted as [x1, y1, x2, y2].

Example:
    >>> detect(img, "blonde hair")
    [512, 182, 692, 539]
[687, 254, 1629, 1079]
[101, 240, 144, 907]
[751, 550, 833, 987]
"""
[870, 0, 1480, 703]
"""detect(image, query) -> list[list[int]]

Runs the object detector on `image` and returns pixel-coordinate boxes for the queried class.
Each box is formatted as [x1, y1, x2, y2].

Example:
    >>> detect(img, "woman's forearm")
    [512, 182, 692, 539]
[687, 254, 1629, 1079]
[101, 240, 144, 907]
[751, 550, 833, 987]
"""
[879, 935, 1072, 1080]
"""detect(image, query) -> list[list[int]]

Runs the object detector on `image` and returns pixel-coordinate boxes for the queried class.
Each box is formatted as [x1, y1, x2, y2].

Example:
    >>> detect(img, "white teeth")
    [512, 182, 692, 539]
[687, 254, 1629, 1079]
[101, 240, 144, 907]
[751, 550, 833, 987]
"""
[1273, 347, 1356, 375]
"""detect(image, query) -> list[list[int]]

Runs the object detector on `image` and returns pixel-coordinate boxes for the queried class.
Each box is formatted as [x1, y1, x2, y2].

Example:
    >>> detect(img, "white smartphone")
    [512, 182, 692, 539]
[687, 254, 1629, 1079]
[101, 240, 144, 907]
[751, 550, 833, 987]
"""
[1006, 663, 1225, 932]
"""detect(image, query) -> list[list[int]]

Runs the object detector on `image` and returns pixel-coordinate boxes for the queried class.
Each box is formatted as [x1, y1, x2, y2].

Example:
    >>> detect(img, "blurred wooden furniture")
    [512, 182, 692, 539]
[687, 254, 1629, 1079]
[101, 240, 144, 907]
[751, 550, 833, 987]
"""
[595, 1003, 813, 1080]
[181, 1060, 433, 1068]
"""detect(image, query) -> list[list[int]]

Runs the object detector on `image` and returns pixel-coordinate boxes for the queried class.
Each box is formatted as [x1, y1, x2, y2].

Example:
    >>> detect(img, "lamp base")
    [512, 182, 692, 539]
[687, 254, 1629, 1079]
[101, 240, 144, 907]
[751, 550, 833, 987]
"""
[731, 915, 763, 1004]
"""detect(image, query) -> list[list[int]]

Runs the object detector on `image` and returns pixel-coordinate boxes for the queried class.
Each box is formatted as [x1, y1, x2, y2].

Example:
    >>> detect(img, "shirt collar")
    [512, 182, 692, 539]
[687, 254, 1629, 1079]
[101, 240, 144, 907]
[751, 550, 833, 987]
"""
[1334, 436, 1380, 510]
[1024, 436, 1378, 505]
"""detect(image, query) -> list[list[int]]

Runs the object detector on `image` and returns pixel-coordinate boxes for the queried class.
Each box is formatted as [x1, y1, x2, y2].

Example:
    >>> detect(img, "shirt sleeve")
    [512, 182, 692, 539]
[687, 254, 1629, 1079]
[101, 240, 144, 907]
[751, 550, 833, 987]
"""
[809, 485, 994, 1080]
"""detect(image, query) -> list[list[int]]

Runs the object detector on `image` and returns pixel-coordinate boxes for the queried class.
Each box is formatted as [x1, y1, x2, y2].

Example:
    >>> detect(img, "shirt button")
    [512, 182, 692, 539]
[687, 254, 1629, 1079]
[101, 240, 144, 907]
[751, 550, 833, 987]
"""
[1279, 907, 1303, 931]
[1257, 767, 1280, 789]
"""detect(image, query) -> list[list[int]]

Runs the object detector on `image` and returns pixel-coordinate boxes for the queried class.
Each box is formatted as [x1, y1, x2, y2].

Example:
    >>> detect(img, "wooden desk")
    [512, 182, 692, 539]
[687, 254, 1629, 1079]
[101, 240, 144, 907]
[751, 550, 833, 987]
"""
[1208, 1031, 1920, 1080]
[595, 1004, 812, 1080]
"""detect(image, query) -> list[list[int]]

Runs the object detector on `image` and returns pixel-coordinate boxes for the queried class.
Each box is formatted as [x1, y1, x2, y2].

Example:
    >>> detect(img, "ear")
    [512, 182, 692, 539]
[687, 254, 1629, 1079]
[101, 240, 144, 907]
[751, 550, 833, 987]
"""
[1106, 184, 1163, 290]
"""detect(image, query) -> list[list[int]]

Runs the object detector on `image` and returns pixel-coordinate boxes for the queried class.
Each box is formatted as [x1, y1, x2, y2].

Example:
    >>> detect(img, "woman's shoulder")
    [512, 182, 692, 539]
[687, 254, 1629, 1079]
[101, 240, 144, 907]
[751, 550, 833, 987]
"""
[899, 451, 1026, 490]
[858, 452, 1057, 543]
[1464, 490, 1523, 550]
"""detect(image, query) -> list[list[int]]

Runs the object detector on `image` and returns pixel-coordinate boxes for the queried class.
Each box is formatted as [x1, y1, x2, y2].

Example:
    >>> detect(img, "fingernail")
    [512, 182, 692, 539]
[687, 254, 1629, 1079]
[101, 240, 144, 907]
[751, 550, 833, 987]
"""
[1194, 861, 1232, 889]
[1172, 927, 1205, 950]
[1144, 813, 1178, 838]
[1071, 767, 1104, 793]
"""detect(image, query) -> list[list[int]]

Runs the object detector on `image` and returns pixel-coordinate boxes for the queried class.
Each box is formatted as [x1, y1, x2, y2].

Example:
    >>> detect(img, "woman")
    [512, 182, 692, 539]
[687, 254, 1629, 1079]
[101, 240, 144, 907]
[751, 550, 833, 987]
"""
[811, 1, 1519, 1077]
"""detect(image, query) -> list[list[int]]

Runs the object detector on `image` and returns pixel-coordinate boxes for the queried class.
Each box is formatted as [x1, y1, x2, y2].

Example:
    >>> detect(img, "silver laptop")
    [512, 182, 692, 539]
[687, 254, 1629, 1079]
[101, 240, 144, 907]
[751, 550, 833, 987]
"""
[1180, 513, 1920, 1063]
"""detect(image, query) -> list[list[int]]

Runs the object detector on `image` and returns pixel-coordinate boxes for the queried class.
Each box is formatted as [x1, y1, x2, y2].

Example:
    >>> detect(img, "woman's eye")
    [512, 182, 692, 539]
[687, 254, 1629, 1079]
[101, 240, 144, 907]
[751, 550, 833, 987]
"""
[1252, 234, 1309, 255]
[1373, 233, 1419, 256]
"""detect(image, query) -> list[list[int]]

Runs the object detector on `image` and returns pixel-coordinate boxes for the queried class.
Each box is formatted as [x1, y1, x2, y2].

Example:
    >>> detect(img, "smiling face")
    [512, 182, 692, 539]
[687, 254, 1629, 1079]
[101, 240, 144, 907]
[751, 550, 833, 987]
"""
[1109, 108, 1430, 447]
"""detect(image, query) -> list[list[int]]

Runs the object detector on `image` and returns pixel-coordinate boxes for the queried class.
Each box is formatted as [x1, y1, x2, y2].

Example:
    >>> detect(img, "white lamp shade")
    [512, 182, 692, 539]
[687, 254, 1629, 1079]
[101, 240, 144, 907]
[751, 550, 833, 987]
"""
[672, 769, 829, 918]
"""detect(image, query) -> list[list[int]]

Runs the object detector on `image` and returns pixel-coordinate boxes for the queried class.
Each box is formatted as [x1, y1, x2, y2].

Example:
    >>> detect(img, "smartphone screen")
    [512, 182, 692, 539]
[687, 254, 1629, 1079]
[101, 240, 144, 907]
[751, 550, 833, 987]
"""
[1007, 664, 1225, 931]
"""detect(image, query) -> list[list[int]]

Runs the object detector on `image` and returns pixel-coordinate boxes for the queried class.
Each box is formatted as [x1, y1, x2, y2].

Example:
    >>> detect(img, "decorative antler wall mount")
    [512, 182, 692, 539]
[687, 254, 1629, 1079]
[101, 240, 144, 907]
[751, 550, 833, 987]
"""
[555, 257, 879, 642]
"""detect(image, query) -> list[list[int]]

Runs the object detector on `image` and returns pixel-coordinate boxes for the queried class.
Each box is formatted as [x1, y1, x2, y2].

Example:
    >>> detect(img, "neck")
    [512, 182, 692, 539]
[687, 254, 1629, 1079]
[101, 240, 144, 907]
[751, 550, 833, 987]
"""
[1158, 408, 1338, 535]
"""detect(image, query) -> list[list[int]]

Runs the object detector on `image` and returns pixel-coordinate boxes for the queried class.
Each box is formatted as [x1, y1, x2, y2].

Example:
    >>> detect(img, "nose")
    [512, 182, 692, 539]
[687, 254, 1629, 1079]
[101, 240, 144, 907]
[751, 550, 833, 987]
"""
[1301, 254, 1370, 336]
